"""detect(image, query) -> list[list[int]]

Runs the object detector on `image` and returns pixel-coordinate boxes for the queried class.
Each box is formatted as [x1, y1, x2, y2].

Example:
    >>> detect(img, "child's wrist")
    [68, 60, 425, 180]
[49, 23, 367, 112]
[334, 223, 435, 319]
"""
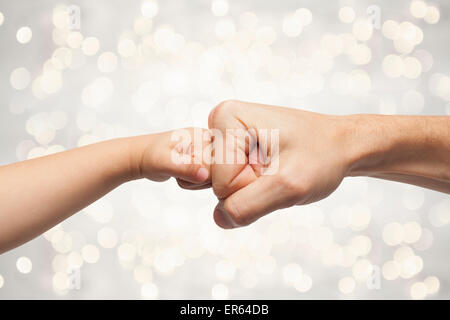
[124, 134, 155, 181]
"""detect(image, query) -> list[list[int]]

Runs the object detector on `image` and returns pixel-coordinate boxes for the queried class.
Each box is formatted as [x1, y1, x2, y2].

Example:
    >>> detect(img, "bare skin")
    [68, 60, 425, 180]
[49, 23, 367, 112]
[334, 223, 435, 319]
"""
[196, 100, 450, 229]
[1, 100, 449, 252]
[0, 128, 210, 254]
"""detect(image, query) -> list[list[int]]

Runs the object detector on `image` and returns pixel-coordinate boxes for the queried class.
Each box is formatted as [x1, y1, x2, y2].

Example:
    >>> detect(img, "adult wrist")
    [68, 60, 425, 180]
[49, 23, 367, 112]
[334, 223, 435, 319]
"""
[341, 114, 400, 178]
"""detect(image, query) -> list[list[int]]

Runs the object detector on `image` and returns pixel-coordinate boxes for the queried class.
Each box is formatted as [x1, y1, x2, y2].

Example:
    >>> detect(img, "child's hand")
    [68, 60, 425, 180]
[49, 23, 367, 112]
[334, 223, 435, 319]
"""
[0, 127, 212, 253]
[132, 128, 212, 187]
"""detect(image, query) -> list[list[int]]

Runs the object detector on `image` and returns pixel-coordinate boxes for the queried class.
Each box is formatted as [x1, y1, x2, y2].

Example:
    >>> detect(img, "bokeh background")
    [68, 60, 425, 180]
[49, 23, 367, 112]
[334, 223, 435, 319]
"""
[0, 0, 449, 299]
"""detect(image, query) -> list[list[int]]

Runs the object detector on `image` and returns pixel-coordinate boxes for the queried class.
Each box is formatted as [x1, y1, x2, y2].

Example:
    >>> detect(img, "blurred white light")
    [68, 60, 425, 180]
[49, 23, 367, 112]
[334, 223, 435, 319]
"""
[349, 203, 371, 231]
[382, 20, 399, 40]
[51, 230, 73, 253]
[403, 56, 422, 79]
[424, 276, 440, 295]
[118, 39, 137, 58]
[255, 26, 277, 46]
[410, 282, 427, 300]
[41, 69, 62, 94]
[240, 12, 258, 30]
[67, 31, 83, 48]
[383, 54, 404, 78]
[10, 67, 31, 90]
[394, 246, 414, 262]
[81, 244, 100, 264]
[97, 51, 118, 73]
[321, 34, 343, 57]
[352, 259, 373, 282]
[67, 251, 83, 269]
[349, 44, 371, 65]
[81, 76, 114, 108]
[134, 16, 153, 35]
[215, 19, 236, 40]
[294, 274, 313, 292]
[339, 7, 355, 24]
[97, 227, 119, 249]
[211, 0, 229, 17]
[16, 26, 32, 44]
[118, 243, 137, 262]
[295, 8, 312, 26]
[283, 13, 303, 38]
[282, 263, 302, 286]
[141, 282, 159, 299]
[52, 47, 72, 70]
[141, 0, 159, 18]
[410, 1, 428, 18]
[82, 37, 100, 56]
[382, 261, 401, 280]
[52, 5, 68, 28]
[84, 199, 114, 223]
[403, 221, 422, 244]
[16, 256, 32, 274]
[352, 19, 373, 41]
[52, 272, 68, 292]
[338, 276, 356, 294]
[134, 265, 153, 283]
[424, 6, 440, 24]
[382, 222, 404, 246]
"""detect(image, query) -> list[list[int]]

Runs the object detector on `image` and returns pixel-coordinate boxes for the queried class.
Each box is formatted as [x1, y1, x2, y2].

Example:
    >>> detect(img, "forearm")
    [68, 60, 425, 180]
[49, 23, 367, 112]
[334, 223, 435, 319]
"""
[344, 114, 450, 193]
[0, 137, 141, 254]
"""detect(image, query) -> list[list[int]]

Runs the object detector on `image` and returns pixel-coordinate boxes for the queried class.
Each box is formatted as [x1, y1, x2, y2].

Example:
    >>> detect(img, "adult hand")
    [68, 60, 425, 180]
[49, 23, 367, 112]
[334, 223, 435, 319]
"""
[204, 100, 450, 229]
[206, 100, 353, 228]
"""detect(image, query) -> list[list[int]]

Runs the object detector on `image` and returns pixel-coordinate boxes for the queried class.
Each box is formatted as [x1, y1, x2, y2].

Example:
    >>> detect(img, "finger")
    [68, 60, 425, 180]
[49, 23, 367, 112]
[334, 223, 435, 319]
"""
[213, 174, 299, 229]
[162, 161, 210, 184]
[208, 101, 257, 199]
[157, 128, 212, 184]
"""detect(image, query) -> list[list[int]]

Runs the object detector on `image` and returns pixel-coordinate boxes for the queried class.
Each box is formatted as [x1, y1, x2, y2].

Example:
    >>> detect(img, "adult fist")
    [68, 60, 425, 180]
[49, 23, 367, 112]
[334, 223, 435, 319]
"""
[208, 100, 355, 229]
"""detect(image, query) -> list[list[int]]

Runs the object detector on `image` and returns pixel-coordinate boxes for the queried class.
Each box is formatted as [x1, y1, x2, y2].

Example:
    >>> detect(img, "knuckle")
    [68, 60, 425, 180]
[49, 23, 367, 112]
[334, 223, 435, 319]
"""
[209, 100, 238, 127]
[217, 99, 238, 113]
[224, 198, 251, 227]
[212, 181, 229, 200]
[276, 171, 307, 198]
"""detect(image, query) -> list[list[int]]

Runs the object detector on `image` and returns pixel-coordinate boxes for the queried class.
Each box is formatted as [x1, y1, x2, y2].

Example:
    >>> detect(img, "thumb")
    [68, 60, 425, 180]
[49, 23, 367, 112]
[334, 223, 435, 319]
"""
[161, 156, 210, 184]
[213, 173, 299, 229]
